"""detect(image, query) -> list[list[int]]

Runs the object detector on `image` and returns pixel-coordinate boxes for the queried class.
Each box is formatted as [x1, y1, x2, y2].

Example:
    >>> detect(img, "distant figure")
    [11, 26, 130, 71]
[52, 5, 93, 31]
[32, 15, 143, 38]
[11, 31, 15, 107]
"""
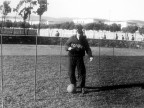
[55, 31, 60, 37]
[131, 35, 134, 41]
[122, 35, 124, 40]
[104, 34, 106, 39]
[126, 34, 129, 41]
[115, 33, 118, 40]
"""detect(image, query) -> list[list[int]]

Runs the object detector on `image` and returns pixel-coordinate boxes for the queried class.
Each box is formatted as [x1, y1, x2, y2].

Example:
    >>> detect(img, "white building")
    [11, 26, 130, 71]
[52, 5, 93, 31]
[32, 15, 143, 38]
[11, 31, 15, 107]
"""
[73, 18, 141, 29]
[73, 18, 94, 24]
[73, 18, 106, 25]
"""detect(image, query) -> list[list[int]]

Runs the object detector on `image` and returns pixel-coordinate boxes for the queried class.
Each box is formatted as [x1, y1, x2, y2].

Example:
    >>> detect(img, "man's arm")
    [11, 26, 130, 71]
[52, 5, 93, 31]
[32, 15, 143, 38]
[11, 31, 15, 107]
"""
[65, 37, 72, 51]
[83, 37, 93, 62]
[83, 38, 92, 57]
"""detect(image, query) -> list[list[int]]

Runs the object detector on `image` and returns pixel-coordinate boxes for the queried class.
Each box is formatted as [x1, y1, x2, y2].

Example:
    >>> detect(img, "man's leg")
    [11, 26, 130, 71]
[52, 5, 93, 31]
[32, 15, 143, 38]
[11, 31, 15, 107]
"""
[68, 57, 77, 85]
[77, 57, 86, 89]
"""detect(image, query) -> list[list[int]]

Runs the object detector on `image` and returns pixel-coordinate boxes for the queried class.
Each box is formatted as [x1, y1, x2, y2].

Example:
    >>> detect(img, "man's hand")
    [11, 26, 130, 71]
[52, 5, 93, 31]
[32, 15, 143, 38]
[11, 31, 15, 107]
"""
[68, 47, 73, 51]
[89, 57, 93, 62]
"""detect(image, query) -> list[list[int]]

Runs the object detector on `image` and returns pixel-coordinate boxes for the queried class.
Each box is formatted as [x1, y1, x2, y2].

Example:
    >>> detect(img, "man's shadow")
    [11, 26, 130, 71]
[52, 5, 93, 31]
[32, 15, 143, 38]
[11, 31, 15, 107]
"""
[84, 83, 144, 93]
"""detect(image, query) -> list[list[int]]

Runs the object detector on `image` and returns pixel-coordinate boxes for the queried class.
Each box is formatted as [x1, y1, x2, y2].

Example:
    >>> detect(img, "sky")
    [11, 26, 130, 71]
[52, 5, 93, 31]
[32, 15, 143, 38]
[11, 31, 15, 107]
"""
[0, 0, 144, 21]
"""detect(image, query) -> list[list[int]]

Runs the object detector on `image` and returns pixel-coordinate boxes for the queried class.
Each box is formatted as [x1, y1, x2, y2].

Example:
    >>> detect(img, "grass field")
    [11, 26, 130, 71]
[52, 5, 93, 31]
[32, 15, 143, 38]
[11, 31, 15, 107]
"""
[0, 45, 144, 108]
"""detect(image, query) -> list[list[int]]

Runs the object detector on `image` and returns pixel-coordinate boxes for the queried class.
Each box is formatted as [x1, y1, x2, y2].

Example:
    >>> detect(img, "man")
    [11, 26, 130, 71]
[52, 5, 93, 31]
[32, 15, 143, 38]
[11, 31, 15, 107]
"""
[131, 35, 134, 41]
[115, 33, 118, 40]
[122, 35, 124, 40]
[55, 31, 60, 37]
[65, 25, 93, 94]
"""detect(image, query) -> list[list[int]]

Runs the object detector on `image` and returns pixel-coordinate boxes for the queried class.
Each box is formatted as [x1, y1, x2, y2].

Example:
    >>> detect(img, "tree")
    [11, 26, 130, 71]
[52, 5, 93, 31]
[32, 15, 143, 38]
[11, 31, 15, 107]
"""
[84, 23, 94, 30]
[16, 0, 37, 26]
[121, 27, 128, 33]
[15, 0, 37, 34]
[15, 0, 37, 24]
[68, 22, 75, 30]
[36, 0, 47, 16]
[122, 25, 138, 34]
[93, 23, 100, 31]
[36, 0, 48, 35]
[60, 22, 75, 30]
[13, 0, 25, 34]
[127, 25, 138, 34]
[109, 23, 121, 32]
[139, 26, 144, 36]
[5, 20, 12, 28]
[13, 0, 25, 22]
[0, 0, 11, 28]
[104, 24, 110, 31]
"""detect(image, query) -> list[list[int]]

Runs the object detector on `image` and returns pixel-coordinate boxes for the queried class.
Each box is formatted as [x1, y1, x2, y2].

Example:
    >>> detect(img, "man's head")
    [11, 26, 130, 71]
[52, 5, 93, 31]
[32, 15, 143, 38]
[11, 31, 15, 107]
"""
[75, 24, 83, 36]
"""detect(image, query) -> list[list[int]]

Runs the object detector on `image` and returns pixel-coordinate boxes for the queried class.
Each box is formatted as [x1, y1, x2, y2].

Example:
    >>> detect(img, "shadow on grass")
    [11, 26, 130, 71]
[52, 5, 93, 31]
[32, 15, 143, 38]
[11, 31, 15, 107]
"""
[85, 83, 144, 93]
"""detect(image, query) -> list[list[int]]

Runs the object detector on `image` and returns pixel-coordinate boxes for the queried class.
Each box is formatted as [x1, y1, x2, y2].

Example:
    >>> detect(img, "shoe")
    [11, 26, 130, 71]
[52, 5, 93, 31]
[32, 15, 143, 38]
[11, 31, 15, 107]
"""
[81, 88, 85, 94]
[79, 88, 85, 97]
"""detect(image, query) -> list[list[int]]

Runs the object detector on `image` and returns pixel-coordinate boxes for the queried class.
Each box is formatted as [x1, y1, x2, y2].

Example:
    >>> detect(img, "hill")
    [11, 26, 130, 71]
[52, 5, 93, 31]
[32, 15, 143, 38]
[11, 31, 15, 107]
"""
[0, 15, 73, 22]
[128, 20, 144, 27]
[1, 15, 144, 27]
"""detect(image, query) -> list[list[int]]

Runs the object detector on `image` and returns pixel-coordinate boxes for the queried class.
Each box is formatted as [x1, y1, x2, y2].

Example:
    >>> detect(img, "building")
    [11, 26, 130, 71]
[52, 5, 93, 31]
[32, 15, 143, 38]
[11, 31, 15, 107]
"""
[73, 18, 144, 28]
[73, 18, 94, 24]
[73, 18, 106, 25]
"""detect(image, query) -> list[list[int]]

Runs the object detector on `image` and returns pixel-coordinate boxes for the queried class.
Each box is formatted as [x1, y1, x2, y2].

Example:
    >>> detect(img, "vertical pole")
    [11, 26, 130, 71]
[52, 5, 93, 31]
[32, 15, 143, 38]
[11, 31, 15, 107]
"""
[34, 30, 37, 103]
[113, 42, 114, 74]
[1, 32, 3, 108]
[112, 33, 115, 79]
[98, 34, 101, 73]
[59, 36, 62, 94]
[135, 32, 136, 41]
[1, 9, 4, 108]
[113, 33, 115, 58]
[93, 30, 94, 39]
[34, 13, 41, 106]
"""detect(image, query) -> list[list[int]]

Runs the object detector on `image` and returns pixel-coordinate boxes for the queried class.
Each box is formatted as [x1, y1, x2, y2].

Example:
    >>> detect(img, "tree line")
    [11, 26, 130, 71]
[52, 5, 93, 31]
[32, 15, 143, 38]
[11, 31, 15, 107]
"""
[0, 0, 144, 36]
[1, 20, 144, 36]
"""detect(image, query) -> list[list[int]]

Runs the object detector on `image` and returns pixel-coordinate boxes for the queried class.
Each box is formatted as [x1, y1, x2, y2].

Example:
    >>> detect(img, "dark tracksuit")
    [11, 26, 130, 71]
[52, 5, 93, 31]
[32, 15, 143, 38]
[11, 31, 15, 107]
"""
[65, 35, 92, 88]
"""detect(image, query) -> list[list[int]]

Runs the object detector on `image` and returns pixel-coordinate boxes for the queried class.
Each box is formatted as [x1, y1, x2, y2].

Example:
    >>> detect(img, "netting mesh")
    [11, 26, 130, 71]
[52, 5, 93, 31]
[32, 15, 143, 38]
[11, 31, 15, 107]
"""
[0, 33, 144, 107]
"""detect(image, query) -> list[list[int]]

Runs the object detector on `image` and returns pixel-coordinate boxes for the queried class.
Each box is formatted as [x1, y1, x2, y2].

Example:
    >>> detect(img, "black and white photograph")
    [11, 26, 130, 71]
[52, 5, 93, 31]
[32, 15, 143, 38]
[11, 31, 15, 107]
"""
[0, 0, 144, 107]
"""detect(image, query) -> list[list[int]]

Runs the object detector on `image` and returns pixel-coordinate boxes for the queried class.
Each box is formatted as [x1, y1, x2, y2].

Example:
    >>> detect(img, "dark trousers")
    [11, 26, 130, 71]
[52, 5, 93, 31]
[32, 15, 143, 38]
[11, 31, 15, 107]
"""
[68, 56, 86, 88]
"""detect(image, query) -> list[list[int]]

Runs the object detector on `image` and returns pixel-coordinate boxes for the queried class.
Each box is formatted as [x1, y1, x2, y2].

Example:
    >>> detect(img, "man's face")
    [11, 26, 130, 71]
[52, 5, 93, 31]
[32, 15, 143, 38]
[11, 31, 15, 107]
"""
[76, 32, 81, 37]
[76, 30, 83, 37]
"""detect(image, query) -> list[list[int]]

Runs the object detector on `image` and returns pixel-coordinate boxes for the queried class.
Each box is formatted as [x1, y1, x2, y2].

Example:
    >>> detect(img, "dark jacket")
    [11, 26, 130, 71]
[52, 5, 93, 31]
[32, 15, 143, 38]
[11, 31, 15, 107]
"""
[65, 35, 92, 57]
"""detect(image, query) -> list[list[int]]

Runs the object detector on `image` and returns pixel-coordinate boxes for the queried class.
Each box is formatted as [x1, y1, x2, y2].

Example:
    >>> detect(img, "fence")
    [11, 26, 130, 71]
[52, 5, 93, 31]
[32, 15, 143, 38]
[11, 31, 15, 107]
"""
[0, 35, 144, 49]
[0, 34, 144, 107]
[0, 28, 37, 35]
[40, 29, 144, 41]
[0, 28, 143, 41]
